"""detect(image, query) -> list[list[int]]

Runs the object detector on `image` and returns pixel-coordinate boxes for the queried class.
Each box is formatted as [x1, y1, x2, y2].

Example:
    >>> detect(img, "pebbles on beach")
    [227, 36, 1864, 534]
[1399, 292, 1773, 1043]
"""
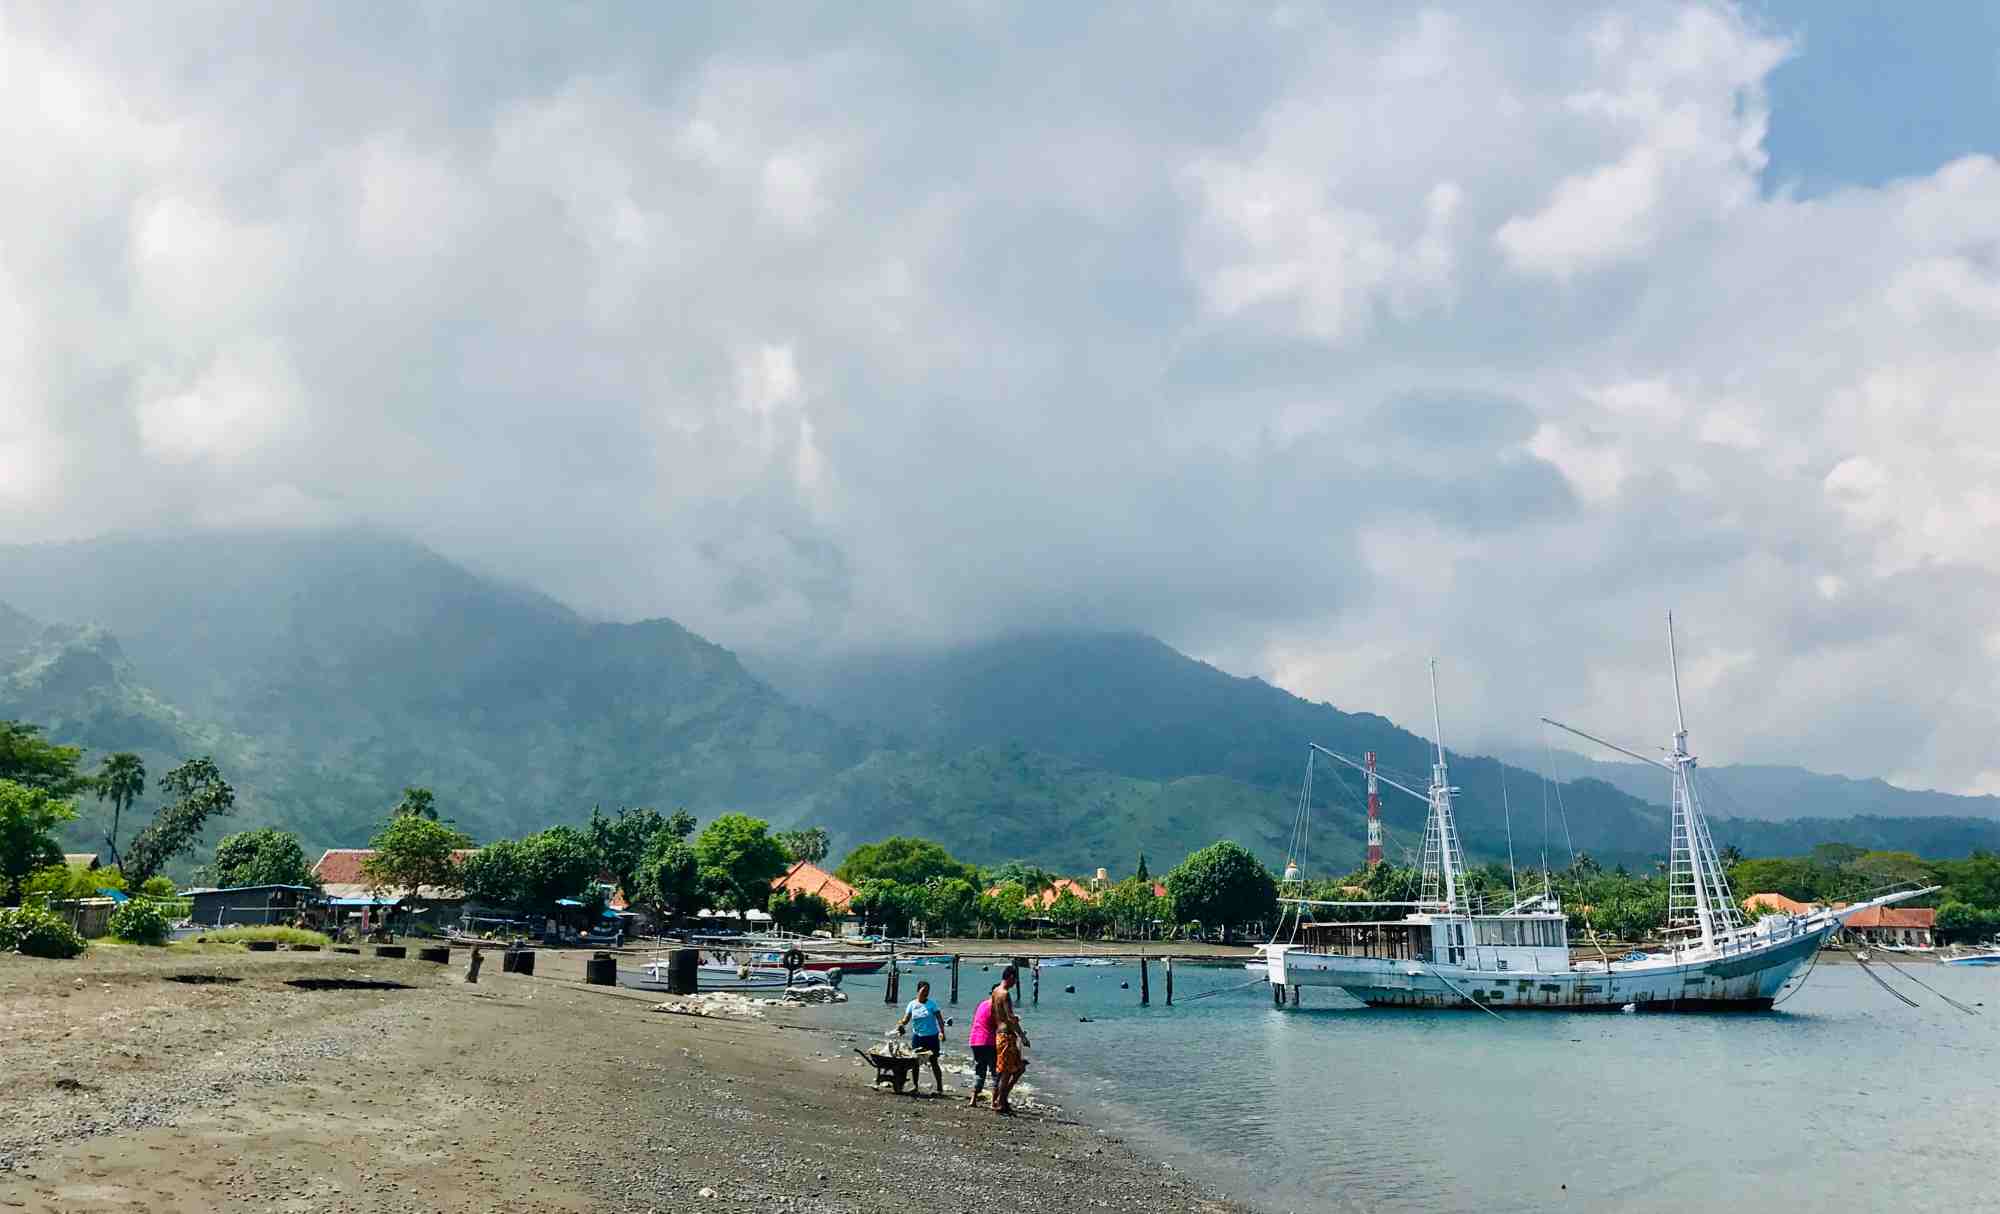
[1, 947, 1248, 1214]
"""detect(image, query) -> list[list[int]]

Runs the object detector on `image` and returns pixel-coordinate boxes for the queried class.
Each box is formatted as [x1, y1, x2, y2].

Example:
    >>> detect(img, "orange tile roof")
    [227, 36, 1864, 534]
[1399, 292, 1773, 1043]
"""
[1743, 892, 1813, 915]
[1843, 905, 1936, 930]
[772, 861, 856, 912]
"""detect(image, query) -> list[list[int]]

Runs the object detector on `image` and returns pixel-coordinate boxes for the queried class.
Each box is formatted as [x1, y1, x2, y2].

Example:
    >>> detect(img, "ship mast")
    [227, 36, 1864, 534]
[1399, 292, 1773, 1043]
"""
[1664, 613, 1741, 950]
[1543, 616, 1744, 953]
[1417, 661, 1469, 915]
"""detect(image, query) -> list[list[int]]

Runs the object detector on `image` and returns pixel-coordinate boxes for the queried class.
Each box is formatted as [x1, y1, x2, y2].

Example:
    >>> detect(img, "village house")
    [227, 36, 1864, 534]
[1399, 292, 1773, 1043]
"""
[1742, 892, 1817, 917]
[769, 860, 860, 936]
[184, 884, 323, 928]
[1840, 904, 1937, 949]
[313, 847, 478, 929]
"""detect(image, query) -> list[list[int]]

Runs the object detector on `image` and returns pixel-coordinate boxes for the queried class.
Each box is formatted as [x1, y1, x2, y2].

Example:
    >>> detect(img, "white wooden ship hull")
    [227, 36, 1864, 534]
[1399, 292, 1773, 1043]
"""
[1267, 921, 1829, 1011]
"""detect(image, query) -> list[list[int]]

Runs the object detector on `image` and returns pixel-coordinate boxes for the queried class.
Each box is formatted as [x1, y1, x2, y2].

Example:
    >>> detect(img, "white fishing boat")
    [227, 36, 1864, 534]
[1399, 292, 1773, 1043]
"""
[1261, 618, 1937, 1012]
[1939, 945, 2000, 967]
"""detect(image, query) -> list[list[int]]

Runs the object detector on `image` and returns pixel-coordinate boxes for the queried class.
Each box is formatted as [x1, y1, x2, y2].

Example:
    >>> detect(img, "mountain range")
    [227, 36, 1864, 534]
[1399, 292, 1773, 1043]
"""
[4, 528, 1997, 876]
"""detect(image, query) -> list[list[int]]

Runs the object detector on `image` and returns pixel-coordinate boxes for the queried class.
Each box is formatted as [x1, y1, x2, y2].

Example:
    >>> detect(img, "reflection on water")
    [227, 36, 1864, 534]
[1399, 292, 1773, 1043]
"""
[821, 958, 1996, 1212]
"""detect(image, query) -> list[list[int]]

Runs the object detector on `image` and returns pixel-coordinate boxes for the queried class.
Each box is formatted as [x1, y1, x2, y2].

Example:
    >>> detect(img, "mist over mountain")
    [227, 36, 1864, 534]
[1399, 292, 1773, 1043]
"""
[1500, 747, 2000, 823]
[5, 528, 1998, 874]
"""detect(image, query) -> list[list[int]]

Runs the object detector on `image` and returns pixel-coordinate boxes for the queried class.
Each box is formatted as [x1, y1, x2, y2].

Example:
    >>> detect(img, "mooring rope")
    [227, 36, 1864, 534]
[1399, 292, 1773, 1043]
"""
[1868, 951, 1980, 1015]
[1423, 964, 1505, 1021]
[1183, 976, 1269, 1003]
[1854, 956, 1920, 1008]
[1769, 935, 1826, 1009]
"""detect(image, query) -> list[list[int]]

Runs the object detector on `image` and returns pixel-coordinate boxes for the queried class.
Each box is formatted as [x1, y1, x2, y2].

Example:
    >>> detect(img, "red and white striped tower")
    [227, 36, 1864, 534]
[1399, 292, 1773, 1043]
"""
[1365, 750, 1383, 866]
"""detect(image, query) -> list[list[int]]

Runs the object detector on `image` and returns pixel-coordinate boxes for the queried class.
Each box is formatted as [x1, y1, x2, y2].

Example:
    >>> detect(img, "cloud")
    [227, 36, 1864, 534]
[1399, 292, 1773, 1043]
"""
[3, 3, 1999, 792]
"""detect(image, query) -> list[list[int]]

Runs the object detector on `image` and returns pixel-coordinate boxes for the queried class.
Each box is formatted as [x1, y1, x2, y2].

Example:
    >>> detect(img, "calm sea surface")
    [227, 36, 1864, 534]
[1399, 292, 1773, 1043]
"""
[815, 957, 1996, 1212]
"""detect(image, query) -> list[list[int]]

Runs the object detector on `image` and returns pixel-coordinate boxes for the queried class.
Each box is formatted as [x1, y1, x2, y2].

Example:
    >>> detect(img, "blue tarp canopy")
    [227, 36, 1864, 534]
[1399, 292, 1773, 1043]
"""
[329, 895, 403, 907]
[554, 897, 583, 907]
[99, 888, 130, 903]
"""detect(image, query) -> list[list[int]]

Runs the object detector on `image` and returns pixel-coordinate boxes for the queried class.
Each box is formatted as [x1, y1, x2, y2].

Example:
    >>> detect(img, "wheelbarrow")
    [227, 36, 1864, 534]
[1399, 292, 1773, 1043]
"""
[855, 1047, 928, 1094]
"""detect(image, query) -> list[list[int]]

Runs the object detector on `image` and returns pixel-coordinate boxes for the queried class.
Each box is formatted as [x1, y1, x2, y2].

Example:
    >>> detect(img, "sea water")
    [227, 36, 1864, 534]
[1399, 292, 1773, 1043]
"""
[822, 958, 1996, 1212]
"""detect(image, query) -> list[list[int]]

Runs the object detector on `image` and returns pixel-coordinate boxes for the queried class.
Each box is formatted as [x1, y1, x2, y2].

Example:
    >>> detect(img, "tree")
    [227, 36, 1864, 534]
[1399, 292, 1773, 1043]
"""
[0, 721, 91, 798]
[1134, 853, 1150, 883]
[361, 815, 471, 918]
[1049, 889, 1089, 938]
[589, 806, 675, 905]
[23, 860, 124, 904]
[836, 836, 976, 888]
[460, 827, 598, 918]
[392, 787, 440, 821]
[922, 876, 980, 936]
[1100, 876, 1165, 940]
[694, 814, 790, 915]
[768, 889, 833, 934]
[96, 752, 145, 869]
[1, 779, 76, 904]
[123, 758, 235, 886]
[976, 881, 1029, 938]
[779, 826, 831, 866]
[208, 828, 317, 889]
[1165, 841, 1277, 943]
[850, 879, 922, 936]
[639, 836, 704, 925]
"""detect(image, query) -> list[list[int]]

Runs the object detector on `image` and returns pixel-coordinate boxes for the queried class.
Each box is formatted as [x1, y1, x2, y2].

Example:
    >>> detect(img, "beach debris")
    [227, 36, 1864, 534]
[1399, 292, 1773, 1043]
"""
[698, 1186, 718, 1198]
[650, 986, 850, 1020]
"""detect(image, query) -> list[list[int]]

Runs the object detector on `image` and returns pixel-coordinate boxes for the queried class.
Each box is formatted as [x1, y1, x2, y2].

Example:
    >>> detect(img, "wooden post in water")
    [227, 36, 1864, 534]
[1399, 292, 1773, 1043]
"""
[1139, 955, 1150, 1006]
[885, 946, 900, 1005]
[1031, 959, 1040, 1006]
[949, 955, 960, 1005]
[1165, 956, 1173, 1006]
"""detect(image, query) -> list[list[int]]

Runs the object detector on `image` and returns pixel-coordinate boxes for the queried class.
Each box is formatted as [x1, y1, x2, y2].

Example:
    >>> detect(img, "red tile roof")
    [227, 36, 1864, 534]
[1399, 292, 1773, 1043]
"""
[772, 861, 856, 912]
[314, 848, 478, 899]
[1844, 905, 1936, 930]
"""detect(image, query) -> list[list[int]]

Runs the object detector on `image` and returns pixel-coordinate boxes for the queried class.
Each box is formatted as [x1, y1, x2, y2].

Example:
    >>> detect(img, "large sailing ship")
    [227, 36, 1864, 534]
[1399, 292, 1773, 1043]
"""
[1260, 617, 1935, 1011]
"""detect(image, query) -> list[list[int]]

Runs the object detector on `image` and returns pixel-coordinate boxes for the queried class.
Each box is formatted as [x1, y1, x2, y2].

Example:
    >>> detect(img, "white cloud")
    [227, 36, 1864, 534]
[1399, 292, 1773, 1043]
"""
[1, 3, 1998, 791]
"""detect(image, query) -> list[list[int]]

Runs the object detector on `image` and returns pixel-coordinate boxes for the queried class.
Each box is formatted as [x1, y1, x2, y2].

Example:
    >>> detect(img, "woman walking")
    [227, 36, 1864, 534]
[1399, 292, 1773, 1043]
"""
[989, 965, 1030, 1114]
[965, 984, 999, 1105]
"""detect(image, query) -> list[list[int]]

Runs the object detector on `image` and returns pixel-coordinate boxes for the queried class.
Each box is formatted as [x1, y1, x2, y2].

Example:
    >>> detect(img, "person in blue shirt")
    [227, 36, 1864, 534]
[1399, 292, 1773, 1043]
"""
[896, 980, 947, 1096]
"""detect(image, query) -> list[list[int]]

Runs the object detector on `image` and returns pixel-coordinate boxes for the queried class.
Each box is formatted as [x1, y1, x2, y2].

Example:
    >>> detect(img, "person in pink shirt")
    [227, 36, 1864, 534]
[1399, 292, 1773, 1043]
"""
[965, 987, 997, 1106]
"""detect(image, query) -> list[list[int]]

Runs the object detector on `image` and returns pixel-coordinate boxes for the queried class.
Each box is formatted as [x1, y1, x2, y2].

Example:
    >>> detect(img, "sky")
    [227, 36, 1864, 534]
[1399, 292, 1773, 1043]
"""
[2, 2, 1997, 793]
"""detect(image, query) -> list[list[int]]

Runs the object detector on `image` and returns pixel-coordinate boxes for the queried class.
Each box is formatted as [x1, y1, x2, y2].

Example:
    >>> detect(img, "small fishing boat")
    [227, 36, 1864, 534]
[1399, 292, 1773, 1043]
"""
[1940, 946, 2000, 967]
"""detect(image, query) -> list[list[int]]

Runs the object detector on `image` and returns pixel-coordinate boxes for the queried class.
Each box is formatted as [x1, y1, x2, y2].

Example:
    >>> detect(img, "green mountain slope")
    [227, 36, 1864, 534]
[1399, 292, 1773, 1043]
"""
[0, 531, 868, 852]
[765, 632, 2000, 868]
[5, 530, 1997, 875]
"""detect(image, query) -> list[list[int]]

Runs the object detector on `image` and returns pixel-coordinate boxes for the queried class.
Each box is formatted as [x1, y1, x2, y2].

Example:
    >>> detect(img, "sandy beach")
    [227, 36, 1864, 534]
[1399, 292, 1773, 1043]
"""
[0, 944, 1255, 1213]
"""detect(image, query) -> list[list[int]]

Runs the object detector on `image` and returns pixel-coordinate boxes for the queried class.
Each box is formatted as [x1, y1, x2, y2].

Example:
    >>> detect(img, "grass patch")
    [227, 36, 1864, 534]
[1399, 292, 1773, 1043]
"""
[195, 926, 332, 948]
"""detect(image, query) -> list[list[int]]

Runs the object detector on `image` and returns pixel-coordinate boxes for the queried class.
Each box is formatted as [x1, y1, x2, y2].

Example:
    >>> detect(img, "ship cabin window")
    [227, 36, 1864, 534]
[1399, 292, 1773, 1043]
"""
[1470, 917, 1565, 948]
[1299, 922, 1427, 960]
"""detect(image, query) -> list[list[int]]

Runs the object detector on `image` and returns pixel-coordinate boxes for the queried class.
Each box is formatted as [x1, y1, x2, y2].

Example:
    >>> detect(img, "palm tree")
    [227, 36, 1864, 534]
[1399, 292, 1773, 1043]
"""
[97, 752, 146, 869]
[392, 787, 439, 820]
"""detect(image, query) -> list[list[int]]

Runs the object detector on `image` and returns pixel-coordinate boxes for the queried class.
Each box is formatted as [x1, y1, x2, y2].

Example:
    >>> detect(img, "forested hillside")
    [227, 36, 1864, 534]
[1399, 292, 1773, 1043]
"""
[5, 529, 1997, 874]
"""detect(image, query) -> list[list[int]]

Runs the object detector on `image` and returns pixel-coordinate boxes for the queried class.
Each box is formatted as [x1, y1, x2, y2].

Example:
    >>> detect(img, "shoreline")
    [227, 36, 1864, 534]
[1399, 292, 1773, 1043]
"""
[0, 945, 1261, 1213]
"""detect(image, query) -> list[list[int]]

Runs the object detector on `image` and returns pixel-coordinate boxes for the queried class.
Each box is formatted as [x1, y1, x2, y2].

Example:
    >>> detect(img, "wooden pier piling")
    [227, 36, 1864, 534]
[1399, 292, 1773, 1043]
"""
[949, 955, 960, 1004]
[1139, 956, 1149, 1006]
[1165, 956, 1173, 1006]
[1031, 959, 1040, 1006]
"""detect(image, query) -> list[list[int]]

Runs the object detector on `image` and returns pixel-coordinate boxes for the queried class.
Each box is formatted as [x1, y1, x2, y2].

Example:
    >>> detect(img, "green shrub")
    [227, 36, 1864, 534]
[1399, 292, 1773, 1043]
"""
[0, 907, 88, 959]
[197, 925, 330, 948]
[109, 900, 171, 945]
